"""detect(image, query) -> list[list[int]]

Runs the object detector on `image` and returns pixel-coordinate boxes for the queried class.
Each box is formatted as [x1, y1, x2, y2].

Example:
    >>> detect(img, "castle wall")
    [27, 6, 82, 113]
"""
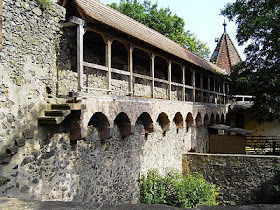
[0, 0, 65, 153]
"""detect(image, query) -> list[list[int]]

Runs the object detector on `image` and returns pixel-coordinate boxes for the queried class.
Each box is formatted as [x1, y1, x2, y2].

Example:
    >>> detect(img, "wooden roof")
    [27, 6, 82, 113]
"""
[61, 0, 227, 75]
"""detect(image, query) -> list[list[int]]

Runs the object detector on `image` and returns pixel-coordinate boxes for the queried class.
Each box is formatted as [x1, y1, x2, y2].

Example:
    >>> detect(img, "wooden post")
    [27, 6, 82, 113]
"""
[200, 73, 203, 103]
[207, 76, 211, 103]
[105, 36, 113, 91]
[223, 82, 226, 104]
[168, 60, 172, 100]
[150, 53, 155, 99]
[192, 70, 196, 102]
[77, 22, 85, 93]
[128, 44, 134, 95]
[182, 66, 185, 101]
[213, 77, 217, 104]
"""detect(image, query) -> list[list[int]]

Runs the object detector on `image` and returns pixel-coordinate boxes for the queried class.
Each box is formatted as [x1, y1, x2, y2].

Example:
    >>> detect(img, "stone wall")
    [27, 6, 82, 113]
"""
[183, 153, 280, 205]
[0, 120, 207, 204]
[0, 0, 65, 153]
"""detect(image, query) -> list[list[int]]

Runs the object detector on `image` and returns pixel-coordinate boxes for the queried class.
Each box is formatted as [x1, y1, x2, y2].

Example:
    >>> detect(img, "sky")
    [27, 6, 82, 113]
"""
[99, 0, 246, 60]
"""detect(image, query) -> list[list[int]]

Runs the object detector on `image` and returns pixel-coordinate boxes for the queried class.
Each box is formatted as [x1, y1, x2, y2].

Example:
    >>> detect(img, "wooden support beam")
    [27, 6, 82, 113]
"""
[192, 70, 196, 102]
[223, 82, 226, 104]
[200, 73, 203, 103]
[208, 77, 211, 103]
[182, 66, 186, 101]
[104, 36, 114, 91]
[213, 77, 217, 104]
[77, 21, 85, 92]
[128, 44, 134, 95]
[168, 60, 172, 100]
[150, 53, 155, 99]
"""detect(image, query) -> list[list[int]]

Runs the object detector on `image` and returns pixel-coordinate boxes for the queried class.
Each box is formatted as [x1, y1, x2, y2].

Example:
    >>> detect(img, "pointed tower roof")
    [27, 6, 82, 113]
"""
[210, 21, 242, 75]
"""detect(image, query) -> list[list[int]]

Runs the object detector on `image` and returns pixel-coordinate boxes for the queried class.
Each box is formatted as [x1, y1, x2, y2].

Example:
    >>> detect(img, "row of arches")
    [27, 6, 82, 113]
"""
[88, 111, 228, 140]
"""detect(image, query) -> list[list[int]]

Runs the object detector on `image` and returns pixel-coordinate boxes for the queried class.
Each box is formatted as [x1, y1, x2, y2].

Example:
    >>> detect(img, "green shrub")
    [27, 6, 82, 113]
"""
[140, 169, 219, 209]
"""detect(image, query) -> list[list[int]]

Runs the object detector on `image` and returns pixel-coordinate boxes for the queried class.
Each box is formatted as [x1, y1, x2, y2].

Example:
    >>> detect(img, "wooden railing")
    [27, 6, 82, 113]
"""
[246, 136, 280, 155]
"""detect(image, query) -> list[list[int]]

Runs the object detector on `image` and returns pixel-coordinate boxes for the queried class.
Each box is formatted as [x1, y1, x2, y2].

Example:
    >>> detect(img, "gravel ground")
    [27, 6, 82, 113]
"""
[1, 198, 280, 210]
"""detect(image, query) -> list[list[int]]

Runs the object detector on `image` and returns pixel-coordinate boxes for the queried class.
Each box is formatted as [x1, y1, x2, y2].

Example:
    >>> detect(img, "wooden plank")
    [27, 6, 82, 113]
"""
[154, 78, 169, 84]
[133, 73, 152, 81]
[168, 60, 172, 100]
[63, 22, 76, 28]
[0, 0, 2, 52]
[83, 62, 108, 71]
[150, 53, 155, 99]
[77, 24, 84, 92]
[128, 44, 134, 95]
[208, 77, 211, 103]
[171, 82, 184, 87]
[70, 16, 85, 26]
[182, 66, 186, 101]
[111, 67, 130, 76]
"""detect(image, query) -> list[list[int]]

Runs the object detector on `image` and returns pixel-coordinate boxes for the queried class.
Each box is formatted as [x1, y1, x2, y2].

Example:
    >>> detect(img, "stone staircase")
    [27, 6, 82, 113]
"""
[0, 103, 85, 165]
[38, 103, 85, 125]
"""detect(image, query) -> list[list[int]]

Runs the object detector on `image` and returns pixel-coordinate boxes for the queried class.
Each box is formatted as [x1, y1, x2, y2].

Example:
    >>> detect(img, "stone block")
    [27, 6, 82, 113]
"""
[15, 139, 26, 147]
[22, 130, 34, 139]
[100, 126, 113, 140]
[119, 124, 135, 137]
[0, 154, 12, 164]
[6, 146, 18, 155]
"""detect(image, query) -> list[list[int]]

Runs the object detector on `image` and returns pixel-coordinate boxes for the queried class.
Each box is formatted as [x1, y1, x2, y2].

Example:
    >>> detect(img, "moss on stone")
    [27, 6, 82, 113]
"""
[0, 175, 10, 187]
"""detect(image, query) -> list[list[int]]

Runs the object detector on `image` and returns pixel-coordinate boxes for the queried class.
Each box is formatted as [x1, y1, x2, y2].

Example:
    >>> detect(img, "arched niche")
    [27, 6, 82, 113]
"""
[157, 112, 170, 132]
[136, 112, 154, 134]
[216, 114, 220, 124]
[210, 113, 215, 125]
[204, 114, 210, 126]
[173, 112, 184, 130]
[186, 112, 194, 132]
[195, 112, 203, 127]
[88, 112, 112, 140]
[114, 112, 134, 138]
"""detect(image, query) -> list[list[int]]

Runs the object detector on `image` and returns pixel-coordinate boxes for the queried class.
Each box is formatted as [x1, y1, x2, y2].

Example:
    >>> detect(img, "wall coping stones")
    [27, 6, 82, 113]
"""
[185, 152, 280, 159]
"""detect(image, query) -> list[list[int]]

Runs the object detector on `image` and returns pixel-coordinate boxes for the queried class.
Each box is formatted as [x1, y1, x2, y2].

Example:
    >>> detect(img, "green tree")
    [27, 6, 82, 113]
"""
[109, 0, 210, 59]
[222, 0, 280, 122]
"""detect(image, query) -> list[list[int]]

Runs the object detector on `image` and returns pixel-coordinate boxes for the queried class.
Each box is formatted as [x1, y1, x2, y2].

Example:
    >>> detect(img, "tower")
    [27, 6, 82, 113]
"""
[210, 21, 242, 74]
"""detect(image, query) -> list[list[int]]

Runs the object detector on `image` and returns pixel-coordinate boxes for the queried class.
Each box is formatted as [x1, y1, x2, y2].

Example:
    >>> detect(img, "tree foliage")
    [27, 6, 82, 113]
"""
[222, 0, 280, 121]
[109, 0, 210, 59]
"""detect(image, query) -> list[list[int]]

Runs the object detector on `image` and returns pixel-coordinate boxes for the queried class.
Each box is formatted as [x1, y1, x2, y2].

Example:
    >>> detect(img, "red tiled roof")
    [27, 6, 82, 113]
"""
[69, 0, 227, 75]
[211, 31, 242, 74]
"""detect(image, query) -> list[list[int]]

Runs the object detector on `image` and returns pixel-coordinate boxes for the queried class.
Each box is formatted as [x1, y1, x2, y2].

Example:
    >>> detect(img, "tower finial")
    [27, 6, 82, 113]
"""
[223, 19, 227, 33]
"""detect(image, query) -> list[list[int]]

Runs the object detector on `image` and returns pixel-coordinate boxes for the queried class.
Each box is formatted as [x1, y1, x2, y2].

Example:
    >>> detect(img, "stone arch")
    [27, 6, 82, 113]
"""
[195, 112, 203, 126]
[204, 114, 210, 126]
[114, 112, 134, 137]
[186, 112, 194, 132]
[221, 113, 225, 124]
[157, 112, 170, 132]
[88, 112, 112, 140]
[173, 112, 184, 130]
[210, 113, 215, 125]
[216, 113, 220, 124]
[136, 112, 154, 134]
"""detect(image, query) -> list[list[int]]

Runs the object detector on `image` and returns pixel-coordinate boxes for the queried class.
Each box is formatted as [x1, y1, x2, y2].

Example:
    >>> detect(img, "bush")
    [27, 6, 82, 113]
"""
[140, 169, 219, 208]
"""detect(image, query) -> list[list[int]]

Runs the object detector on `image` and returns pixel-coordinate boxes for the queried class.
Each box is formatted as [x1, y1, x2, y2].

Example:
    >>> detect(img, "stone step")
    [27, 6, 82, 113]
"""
[0, 154, 12, 164]
[6, 146, 18, 155]
[51, 103, 86, 111]
[45, 110, 71, 117]
[38, 116, 65, 125]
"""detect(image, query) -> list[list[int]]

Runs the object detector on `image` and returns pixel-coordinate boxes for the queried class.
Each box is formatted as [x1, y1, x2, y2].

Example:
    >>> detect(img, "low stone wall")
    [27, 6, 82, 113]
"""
[183, 153, 280, 205]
